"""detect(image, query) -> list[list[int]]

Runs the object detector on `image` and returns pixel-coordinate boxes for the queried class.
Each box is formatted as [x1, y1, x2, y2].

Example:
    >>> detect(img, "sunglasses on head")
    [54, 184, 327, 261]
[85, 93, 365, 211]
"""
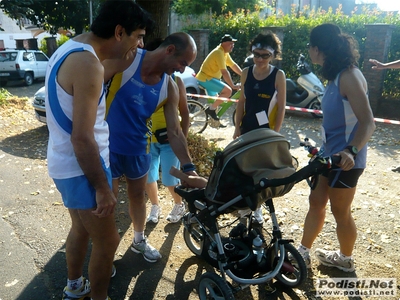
[252, 51, 272, 59]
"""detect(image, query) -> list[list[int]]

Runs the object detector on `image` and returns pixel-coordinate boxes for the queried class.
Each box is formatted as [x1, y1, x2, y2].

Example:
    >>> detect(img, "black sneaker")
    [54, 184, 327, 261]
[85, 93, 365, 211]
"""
[219, 123, 227, 128]
[205, 107, 220, 121]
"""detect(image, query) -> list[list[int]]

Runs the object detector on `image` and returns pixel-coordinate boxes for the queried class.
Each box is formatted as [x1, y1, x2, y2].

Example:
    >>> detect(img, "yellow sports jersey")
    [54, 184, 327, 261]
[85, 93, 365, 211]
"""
[196, 45, 235, 81]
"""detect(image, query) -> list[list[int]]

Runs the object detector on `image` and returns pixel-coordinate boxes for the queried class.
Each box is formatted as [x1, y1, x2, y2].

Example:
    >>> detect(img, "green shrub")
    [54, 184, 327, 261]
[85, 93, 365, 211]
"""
[39, 34, 70, 54]
[182, 5, 400, 97]
[0, 88, 12, 106]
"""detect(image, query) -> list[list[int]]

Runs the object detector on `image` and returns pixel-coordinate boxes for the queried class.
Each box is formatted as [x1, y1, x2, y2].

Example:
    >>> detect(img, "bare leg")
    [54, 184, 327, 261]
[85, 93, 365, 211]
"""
[127, 175, 148, 233]
[66, 210, 90, 281]
[112, 178, 119, 197]
[145, 181, 159, 206]
[167, 185, 182, 205]
[329, 187, 357, 256]
[67, 209, 120, 300]
[209, 99, 224, 110]
[209, 85, 232, 109]
[218, 85, 233, 99]
[300, 176, 329, 249]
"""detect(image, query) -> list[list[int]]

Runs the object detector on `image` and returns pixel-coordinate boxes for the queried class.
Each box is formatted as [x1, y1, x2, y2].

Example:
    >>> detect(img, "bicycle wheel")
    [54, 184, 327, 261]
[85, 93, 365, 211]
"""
[198, 272, 235, 300]
[187, 100, 208, 133]
[231, 108, 236, 126]
[273, 243, 307, 288]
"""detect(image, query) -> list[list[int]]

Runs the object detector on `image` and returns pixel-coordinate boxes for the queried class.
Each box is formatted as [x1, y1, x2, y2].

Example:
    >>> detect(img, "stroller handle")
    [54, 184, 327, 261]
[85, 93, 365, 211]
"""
[256, 155, 340, 191]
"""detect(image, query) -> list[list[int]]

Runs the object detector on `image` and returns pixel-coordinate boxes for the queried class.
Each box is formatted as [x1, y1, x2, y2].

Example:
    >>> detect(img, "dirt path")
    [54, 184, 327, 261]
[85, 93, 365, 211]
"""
[0, 101, 399, 299]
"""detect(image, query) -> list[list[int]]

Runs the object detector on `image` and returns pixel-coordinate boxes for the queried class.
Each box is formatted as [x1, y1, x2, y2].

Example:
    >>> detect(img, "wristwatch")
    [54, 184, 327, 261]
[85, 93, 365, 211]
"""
[345, 145, 358, 158]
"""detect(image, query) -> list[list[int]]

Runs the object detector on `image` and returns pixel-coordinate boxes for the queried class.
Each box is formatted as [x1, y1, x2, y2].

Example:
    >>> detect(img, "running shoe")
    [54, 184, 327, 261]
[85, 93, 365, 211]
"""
[166, 203, 186, 223]
[131, 237, 162, 263]
[315, 249, 355, 272]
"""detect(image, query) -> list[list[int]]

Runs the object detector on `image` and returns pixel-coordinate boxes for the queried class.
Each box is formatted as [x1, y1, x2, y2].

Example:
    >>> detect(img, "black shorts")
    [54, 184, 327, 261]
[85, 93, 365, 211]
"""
[322, 168, 364, 188]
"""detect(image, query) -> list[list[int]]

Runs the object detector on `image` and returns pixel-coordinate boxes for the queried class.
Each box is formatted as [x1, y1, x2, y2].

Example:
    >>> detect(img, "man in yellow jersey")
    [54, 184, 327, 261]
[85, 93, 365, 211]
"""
[196, 34, 242, 122]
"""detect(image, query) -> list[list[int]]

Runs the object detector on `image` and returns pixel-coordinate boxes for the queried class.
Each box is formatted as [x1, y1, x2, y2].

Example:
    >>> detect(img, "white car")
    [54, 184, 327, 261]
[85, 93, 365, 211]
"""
[0, 49, 49, 86]
[32, 66, 201, 123]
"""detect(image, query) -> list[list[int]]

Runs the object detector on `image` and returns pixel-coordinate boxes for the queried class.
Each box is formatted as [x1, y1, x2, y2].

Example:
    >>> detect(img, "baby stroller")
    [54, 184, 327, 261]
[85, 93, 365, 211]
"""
[175, 128, 337, 299]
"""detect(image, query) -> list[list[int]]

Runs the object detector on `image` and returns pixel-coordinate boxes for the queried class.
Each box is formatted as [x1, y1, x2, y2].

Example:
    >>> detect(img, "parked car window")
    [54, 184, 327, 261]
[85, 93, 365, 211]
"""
[0, 53, 8, 62]
[0, 52, 17, 62]
[35, 52, 49, 62]
[23, 52, 35, 62]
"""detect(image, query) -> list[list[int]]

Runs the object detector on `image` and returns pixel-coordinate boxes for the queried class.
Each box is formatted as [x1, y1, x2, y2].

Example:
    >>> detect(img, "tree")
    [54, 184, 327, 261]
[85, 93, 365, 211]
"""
[0, 0, 102, 35]
[137, 0, 170, 42]
[172, 0, 263, 16]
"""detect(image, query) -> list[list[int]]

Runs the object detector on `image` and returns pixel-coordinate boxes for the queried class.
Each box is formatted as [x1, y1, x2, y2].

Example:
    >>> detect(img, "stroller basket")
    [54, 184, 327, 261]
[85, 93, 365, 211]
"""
[205, 128, 296, 211]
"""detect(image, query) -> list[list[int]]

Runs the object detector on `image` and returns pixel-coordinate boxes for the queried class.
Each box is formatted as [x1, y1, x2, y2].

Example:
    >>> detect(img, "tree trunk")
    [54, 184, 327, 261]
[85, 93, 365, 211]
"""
[137, 0, 170, 43]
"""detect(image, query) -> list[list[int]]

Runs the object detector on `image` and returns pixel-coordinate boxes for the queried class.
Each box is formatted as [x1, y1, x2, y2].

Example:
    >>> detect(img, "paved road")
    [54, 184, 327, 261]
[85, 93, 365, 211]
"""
[4, 81, 44, 99]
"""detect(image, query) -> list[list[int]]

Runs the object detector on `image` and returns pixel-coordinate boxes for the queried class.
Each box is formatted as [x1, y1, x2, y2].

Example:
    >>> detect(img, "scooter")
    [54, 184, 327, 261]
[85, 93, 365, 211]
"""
[243, 54, 325, 118]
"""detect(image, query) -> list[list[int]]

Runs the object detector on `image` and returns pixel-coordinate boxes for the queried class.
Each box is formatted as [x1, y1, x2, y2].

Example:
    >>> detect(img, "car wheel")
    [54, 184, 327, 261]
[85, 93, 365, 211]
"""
[186, 87, 198, 101]
[309, 99, 323, 118]
[24, 73, 34, 86]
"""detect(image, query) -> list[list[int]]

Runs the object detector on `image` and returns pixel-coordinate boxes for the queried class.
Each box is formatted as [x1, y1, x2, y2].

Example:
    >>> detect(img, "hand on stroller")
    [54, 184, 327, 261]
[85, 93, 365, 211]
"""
[170, 166, 208, 188]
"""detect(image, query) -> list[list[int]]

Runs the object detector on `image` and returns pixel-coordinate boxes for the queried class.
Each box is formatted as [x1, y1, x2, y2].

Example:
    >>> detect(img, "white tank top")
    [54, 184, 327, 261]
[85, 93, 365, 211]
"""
[46, 40, 109, 179]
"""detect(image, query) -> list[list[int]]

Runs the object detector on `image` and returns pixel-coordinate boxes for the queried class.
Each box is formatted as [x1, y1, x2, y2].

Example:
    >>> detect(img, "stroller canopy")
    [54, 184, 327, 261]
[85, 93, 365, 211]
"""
[205, 128, 297, 208]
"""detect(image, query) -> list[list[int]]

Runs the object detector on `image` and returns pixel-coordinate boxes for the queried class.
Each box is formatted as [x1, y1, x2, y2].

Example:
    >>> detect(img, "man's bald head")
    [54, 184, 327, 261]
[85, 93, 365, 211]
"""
[160, 32, 197, 58]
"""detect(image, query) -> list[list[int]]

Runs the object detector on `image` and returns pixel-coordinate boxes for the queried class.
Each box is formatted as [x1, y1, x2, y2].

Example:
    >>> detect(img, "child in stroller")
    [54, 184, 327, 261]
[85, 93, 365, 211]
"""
[174, 128, 338, 299]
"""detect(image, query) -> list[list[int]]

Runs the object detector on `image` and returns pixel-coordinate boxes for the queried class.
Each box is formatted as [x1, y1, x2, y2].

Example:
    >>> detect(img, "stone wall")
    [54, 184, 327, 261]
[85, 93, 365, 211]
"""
[188, 29, 210, 73]
[363, 24, 396, 113]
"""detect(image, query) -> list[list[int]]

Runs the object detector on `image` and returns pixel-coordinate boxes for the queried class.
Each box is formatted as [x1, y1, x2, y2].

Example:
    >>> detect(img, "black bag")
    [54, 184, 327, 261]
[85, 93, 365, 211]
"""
[154, 128, 169, 144]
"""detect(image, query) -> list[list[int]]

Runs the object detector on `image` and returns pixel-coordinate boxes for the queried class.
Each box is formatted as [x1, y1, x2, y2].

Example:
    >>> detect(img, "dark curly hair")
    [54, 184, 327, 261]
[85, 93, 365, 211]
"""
[310, 23, 360, 81]
[249, 32, 282, 60]
[90, 0, 155, 39]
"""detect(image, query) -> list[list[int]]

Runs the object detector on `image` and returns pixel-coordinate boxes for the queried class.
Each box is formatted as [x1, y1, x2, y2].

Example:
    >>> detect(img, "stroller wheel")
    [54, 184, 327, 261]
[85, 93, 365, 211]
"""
[273, 243, 307, 288]
[198, 272, 235, 300]
[183, 222, 205, 256]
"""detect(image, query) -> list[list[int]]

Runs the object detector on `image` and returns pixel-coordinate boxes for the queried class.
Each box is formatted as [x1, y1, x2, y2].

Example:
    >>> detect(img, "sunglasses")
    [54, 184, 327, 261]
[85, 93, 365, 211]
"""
[252, 51, 272, 60]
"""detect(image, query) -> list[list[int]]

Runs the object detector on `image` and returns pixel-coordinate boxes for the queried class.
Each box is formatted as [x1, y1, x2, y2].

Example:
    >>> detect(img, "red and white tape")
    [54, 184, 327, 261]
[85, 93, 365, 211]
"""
[187, 93, 238, 103]
[285, 106, 322, 114]
[187, 93, 400, 125]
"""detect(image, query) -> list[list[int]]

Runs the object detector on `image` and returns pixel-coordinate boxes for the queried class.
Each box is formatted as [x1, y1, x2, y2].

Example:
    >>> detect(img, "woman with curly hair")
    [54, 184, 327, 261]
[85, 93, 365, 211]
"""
[233, 31, 286, 224]
[296, 23, 375, 272]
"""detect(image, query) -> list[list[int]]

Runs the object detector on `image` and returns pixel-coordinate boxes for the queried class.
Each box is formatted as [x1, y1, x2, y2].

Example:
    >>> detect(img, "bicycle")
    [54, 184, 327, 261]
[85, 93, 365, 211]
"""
[187, 87, 241, 134]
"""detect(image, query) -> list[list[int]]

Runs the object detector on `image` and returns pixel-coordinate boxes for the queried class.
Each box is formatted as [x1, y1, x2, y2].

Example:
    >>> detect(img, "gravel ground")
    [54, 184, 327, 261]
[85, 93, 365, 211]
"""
[0, 94, 400, 299]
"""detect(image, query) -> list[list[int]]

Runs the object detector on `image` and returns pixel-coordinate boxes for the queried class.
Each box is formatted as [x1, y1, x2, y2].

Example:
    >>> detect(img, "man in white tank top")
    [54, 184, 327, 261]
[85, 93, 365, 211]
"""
[45, 1, 154, 299]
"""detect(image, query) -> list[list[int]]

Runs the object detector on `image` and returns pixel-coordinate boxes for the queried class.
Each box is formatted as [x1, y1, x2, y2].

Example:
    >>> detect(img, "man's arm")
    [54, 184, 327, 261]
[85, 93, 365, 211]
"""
[60, 52, 116, 217]
[369, 58, 400, 70]
[230, 62, 242, 76]
[273, 69, 287, 132]
[164, 77, 193, 166]
[221, 69, 239, 90]
[233, 68, 248, 139]
[175, 76, 190, 137]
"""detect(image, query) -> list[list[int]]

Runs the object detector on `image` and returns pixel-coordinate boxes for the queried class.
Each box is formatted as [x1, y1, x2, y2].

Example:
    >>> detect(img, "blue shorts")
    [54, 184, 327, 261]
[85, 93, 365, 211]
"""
[53, 165, 112, 210]
[110, 152, 151, 180]
[147, 143, 180, 186]
[197, 78, 225, 96]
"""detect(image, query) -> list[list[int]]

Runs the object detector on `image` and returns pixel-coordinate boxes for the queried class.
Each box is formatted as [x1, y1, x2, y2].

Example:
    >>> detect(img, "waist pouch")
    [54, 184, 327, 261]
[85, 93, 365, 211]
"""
[154, 128, 169, 144]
